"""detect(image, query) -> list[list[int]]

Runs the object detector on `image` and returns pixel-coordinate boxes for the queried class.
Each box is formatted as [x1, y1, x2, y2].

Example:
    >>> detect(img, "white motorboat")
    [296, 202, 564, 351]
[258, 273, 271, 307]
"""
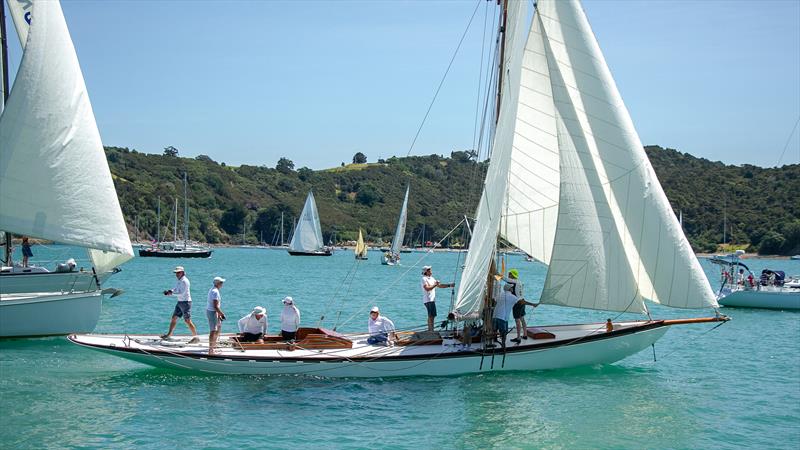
[0, 0, 134, 337]
[71, 0, 727, 374]
[711, 252, 800, 310]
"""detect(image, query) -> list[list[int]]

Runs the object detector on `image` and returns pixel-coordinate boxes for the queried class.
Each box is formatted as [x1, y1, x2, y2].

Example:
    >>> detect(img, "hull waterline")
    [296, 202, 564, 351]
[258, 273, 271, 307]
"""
[1, 291, 103, 337]
[719, 289, 800, 310]
[66, 320, 716, 377]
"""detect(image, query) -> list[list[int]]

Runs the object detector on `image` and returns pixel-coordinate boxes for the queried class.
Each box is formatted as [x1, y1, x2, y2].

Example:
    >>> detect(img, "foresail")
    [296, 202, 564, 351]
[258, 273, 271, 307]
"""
[0, 0, 133, 263]
[289, 191, 324, 252]
[454, 0, 530, 317]
[499, 5, 560, 264]
[390, 186, 410, 255]
[535, 0, 716, 310]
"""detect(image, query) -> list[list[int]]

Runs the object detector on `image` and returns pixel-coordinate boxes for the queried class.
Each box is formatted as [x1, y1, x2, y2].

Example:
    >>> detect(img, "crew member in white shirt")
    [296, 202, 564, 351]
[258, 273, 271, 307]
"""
[206, 276, 226, 354]
[367, 306, 396, 346]
[492, 283, 519, 345]
[420, 265, 454, 332]
[161, 266, 198, 342]
[280, 297, 301, 341]
[238, 306, 268, 343]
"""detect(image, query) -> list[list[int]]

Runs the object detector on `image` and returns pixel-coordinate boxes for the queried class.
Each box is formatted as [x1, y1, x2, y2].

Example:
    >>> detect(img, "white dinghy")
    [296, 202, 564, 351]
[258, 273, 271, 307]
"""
[71, 0, 726, 375]
[0, 0, 134, 337]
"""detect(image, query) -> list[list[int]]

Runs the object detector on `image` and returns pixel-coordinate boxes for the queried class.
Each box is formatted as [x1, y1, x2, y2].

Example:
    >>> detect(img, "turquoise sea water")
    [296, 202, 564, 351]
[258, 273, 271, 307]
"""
[1, 246, 798, 449]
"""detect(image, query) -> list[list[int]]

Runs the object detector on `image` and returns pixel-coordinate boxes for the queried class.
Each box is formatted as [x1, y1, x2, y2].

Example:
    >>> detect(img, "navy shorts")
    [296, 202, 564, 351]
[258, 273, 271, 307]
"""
[512, 302, 526, 319]
[493, 318, 509, 336]
[172, 301, 192, 320]
[424, 301, 437, 318]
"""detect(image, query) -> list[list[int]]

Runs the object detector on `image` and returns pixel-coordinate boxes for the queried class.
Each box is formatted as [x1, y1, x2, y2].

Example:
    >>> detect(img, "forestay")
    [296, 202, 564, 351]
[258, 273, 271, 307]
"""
[390, 186, 410, 255]
[289, 191, 325, 252]
[0, 0, 133, 273]
[454, 0, 717, 318]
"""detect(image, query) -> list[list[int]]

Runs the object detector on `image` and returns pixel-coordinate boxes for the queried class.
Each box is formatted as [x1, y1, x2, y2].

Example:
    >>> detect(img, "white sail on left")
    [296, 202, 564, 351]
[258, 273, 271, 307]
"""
[6, 0, 31, 48]
[390, 186, 410, 256]
[289, 191, 325, 253]
[0, 0, 133, 272]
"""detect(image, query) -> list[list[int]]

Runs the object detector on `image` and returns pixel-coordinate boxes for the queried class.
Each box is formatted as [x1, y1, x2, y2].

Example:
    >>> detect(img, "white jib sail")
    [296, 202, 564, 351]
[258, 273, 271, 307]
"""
[289, 191, 324, 252]
[0, 0, 133, 273]
[390, 186, 410, 255]
[355, 229, 367, 258]
[523, 0, 715, 311]
[454, 0, 530, 317]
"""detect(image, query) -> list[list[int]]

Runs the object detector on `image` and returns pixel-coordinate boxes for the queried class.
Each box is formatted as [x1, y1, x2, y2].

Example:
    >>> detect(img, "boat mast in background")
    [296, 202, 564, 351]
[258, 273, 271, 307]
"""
[183, 172, 189, 247]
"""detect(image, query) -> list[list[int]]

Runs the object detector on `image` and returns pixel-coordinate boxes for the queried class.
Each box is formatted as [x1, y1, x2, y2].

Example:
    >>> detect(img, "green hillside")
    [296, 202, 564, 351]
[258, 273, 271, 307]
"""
[107, 145, 800, 255]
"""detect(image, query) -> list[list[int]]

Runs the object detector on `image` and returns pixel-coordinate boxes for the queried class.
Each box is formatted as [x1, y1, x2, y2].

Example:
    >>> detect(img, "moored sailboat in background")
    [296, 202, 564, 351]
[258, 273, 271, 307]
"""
[382, 186, 409, 265]
[138, 173, 212, 258]
[354, 229, 368, 260]
[71, 0, 727, 374]
[1, 0, 133, 337]
[288, 191, 332, 256]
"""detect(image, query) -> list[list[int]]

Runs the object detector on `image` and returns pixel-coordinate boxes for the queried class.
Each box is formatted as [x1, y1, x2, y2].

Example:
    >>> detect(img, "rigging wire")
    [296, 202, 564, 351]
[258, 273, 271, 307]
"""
[405, 0, 483, 157]
[775, 115, 800, 166]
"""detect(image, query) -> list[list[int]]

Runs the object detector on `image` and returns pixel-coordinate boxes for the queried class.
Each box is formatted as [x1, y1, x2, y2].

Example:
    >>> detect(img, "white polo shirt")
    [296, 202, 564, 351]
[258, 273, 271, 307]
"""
[421, 275, 437, 303]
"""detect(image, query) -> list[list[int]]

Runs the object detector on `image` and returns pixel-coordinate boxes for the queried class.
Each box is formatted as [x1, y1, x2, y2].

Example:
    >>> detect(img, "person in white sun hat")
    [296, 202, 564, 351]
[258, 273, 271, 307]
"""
[161, 266, 198, 343]
[206, 276, 227, 354]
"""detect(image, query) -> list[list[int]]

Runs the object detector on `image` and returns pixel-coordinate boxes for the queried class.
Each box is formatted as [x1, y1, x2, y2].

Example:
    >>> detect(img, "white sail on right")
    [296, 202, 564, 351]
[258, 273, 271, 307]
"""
[289, 191, 325, 253]
[455, 0, 716, 318]
[390, 186, 410, 256]
[0, 0, 133, 273]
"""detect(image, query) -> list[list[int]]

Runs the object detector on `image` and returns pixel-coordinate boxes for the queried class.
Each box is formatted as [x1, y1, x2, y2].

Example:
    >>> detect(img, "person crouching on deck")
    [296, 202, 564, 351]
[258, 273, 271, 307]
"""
[238, 306, 267, 343]
[367, 306, 396, 346]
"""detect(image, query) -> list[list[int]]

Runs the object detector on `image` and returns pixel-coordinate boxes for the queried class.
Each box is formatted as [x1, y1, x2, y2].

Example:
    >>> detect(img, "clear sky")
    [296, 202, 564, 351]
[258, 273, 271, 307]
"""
[4, 0, 799, 169]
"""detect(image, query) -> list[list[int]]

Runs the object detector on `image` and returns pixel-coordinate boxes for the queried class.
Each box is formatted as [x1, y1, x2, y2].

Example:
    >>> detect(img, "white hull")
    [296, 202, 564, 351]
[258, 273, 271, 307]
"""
[70, 321, 672, 377]
[0, 270, 112, 294]
[719, 289, 800, 310]
[0, 291, 103, 337]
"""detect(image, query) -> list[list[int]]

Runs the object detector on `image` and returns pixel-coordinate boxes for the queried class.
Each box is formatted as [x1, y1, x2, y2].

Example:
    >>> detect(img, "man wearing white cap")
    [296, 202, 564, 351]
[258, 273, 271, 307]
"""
[206, 276, 227, 354]
[238, 306, 268, 343]
[280, 297, 301, 341]
[367, 306, 396, 346]
[161, 266, 198, 342]
[420, 266, 454, 332]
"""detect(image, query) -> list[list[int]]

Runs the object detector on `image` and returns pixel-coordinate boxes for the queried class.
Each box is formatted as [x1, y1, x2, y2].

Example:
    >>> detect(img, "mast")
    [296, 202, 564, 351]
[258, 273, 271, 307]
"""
[156, 197, 161, 243]
[280, 212, 284, 245]
[173, 198, 178, 244]
[183, 172, 189, 246]
[494, 0, 509, 123]
[1, 0, 11, 264]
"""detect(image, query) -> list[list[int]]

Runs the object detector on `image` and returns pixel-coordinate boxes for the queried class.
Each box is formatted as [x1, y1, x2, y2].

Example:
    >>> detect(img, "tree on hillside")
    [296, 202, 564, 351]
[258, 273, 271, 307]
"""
[353, 152, 367, 164]
[298, 167, 313, 181]
[163, 146, 179, 157]
[220, 204, 247, 235]
[276, 157, 295, 174]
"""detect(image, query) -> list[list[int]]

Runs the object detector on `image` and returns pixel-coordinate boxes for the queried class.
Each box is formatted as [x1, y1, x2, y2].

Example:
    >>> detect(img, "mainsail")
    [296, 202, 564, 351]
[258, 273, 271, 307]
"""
[390, 186, 410, 256]
[0, 0, 133, 273]
[454, 0, 716, 318]
[289, 191, 325, 253]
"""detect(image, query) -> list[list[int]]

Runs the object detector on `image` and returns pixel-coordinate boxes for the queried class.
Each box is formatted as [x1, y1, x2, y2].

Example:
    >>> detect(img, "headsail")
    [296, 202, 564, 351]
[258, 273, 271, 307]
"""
[289, 191, 325, 253]
[355, 229, 368, 259]
[454, 0, 717, 318]
[390, 186, 410, 256]
[0, 0, 133, 273]
[454, 0, 531, 317]
[6, 0, 31, 48]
